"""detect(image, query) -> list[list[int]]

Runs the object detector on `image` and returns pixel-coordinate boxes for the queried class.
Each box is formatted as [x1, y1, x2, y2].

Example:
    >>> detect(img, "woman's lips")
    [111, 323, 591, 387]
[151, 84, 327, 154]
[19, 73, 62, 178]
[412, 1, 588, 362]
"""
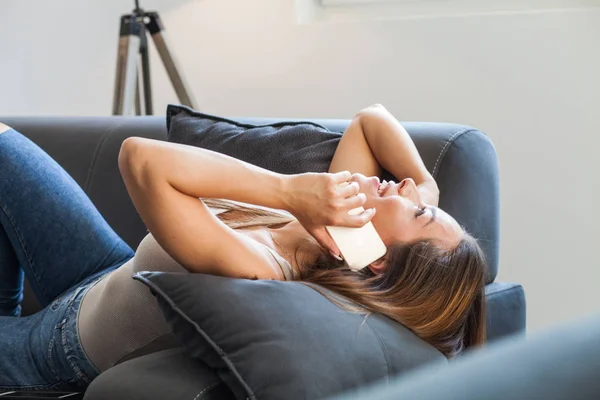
[377, 181, 391, 196]
[377, 179, 409, 197]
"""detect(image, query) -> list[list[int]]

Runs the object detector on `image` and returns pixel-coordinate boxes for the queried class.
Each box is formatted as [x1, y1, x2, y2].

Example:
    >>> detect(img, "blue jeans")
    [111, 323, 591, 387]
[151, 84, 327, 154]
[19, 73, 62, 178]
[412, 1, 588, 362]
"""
[0, 128, 134, 391]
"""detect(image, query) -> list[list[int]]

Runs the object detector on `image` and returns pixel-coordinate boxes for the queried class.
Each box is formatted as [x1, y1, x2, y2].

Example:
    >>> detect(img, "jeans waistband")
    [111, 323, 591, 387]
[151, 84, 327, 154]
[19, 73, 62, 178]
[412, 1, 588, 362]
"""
[51, 272, 109, 387]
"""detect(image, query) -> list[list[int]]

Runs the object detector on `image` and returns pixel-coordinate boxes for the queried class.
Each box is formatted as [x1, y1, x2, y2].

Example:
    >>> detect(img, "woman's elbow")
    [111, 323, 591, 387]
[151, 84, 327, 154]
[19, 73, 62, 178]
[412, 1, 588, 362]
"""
[357, 103, 387, 118]
[118, 137, 154, 185]
[355, 104, 389, 132]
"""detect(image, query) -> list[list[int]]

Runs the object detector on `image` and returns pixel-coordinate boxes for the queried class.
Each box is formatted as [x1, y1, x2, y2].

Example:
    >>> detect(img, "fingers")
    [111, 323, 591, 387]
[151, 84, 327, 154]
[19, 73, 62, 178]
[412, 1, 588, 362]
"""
[343, 192, 367, 210]
[338, 181, 360, 198]
[341, 207, 376, 228]
[310, 227, 341, 256]
[331, 170, 352, 184]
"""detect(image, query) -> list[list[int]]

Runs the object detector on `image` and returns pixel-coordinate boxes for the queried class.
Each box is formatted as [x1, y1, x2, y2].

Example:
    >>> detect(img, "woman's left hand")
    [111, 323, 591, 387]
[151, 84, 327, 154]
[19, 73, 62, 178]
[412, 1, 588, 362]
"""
[283, 170, 376, 257]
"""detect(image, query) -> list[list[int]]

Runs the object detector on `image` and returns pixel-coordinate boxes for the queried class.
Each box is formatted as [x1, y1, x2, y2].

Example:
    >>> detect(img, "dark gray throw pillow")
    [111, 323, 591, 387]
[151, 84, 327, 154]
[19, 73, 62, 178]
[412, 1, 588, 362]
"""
[134, 272, 445, 400]
[166, 104, 343, 175]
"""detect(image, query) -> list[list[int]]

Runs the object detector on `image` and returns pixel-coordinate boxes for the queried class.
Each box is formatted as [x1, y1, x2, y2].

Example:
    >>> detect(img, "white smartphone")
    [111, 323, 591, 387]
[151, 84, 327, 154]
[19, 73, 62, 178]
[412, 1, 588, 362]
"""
[325, 204, 387, 272]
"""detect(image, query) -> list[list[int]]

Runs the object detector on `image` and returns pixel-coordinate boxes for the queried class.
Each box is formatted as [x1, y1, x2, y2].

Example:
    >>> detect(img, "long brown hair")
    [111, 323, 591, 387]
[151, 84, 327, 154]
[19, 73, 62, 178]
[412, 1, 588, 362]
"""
[203, 199, 487, 357]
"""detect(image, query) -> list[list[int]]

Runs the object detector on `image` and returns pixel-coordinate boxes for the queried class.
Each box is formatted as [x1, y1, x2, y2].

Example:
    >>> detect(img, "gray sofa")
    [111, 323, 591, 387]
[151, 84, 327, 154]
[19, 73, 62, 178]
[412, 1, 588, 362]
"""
[333, 312, 600, 400]
[2, 115, 526, 399]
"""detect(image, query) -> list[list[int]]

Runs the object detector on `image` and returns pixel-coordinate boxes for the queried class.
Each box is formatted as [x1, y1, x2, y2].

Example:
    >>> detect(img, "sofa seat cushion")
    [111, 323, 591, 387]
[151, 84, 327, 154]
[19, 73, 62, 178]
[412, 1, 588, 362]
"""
[83, 347, 235, 400]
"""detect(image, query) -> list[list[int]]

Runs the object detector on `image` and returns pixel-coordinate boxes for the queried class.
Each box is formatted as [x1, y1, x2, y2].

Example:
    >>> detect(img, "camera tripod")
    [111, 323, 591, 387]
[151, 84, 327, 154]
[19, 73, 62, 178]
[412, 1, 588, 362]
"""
[112, 0, 198, 115]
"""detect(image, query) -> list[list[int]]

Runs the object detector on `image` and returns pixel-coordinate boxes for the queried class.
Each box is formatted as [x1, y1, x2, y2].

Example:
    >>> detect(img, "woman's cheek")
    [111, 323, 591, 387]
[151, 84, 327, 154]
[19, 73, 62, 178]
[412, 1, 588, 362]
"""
[372, 203, 392, 232]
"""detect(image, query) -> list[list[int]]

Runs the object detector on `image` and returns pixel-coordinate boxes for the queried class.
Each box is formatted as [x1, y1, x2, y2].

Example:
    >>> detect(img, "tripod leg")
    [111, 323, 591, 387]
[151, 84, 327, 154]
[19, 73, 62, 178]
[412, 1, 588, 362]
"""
[139, 27, 153, 115]
[135, 64, 142, 115]
[113, 15, 143, 115]
[146, 12, 198, 110]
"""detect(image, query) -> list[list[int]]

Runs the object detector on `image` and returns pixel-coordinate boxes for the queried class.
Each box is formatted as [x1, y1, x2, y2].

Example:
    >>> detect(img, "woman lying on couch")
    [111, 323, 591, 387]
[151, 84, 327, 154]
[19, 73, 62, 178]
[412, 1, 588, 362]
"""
[0, 104, 486, 391]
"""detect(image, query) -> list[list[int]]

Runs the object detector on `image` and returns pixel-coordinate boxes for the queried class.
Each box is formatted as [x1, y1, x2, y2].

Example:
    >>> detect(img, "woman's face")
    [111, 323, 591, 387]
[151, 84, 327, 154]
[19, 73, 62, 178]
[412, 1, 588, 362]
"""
[349, 174, 463, 249]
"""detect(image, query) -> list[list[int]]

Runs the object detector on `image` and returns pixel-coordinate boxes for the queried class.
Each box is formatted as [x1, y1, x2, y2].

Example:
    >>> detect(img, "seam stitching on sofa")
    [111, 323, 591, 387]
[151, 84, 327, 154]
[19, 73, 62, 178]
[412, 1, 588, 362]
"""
[83, 124, 119, 193]
[365, 317, 392, 382]
[132, 274, 257, 400]
[192, 381, 221, 400]
[431, 128, 475, 178]
[486, 285, 523, 299]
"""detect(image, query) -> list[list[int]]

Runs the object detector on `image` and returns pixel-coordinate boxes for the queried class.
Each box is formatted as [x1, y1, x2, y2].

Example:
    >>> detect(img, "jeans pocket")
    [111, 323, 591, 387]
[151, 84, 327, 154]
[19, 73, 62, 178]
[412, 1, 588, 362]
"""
[59, 321, 95, 388]
[45, 325, 63, 382]
[60, 286, 99, 388]
[45, 284, 92, 388]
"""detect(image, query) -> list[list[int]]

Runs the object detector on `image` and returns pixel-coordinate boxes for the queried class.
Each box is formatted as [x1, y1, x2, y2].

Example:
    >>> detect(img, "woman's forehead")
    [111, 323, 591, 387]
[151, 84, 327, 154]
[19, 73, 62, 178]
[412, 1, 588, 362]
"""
[429, 209, 464, 246]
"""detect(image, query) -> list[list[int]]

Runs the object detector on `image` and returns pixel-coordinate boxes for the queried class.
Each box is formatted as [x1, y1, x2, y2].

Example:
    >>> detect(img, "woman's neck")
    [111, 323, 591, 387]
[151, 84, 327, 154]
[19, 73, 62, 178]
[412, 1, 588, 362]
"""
[267, 220, 322, 270]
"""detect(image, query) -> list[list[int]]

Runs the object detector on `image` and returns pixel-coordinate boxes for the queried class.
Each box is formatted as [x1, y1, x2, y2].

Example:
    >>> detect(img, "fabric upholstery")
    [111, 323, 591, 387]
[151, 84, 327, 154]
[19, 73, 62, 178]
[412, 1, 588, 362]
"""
[83, 347, 234, 400]
[133, 271, 446, 400]
[485, 282, 526, 342]
[167, 105, 344, 175]
[328, 313, 600, 400]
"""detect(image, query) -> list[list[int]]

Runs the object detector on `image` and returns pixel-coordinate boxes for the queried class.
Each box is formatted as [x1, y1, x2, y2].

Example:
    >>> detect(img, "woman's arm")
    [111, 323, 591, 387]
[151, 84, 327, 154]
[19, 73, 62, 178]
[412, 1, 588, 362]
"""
[329, 104, 439, 206]
[118, 138, 371, 277]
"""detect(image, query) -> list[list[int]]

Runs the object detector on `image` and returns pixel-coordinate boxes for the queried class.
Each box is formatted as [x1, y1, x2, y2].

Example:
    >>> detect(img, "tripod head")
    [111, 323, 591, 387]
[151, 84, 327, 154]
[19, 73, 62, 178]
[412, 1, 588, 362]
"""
[133, 0, 145, 17]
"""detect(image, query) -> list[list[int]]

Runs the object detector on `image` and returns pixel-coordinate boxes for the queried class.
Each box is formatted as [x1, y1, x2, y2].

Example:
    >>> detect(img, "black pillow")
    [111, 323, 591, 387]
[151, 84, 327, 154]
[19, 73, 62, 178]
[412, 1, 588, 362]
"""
[166, 104, 344, 175]
[166, 104, 399, 181]
[134, 272, 445, 400]
[167, 105, 342, 174]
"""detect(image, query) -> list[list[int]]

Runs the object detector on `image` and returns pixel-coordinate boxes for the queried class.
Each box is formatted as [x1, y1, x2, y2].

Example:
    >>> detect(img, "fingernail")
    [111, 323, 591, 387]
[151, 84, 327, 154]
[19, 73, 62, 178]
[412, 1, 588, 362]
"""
[329, 251, 344, 261]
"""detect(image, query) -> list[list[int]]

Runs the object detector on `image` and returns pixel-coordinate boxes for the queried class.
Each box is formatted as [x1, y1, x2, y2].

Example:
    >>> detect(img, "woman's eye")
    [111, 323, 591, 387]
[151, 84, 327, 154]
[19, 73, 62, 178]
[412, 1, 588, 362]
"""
[414, 206, 427, 218]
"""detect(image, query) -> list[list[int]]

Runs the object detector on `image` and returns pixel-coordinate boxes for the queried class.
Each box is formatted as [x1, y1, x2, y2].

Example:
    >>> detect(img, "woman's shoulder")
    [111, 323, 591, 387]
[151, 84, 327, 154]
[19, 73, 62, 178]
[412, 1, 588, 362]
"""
[261, 244, 297, 281]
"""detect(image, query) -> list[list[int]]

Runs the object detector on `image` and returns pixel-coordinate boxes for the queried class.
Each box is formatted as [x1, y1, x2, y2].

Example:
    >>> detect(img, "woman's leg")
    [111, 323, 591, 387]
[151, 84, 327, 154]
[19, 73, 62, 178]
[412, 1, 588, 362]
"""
[0, 125, 134, 316]
[0, 226, 22, 316]
[0, 124, 23, 316]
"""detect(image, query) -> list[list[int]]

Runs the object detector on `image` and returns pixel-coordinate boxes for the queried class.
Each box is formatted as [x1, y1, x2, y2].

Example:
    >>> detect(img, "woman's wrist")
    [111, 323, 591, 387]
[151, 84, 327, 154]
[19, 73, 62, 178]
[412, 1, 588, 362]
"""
[278, 174, 297, 213]
[417, 180, 440, 206]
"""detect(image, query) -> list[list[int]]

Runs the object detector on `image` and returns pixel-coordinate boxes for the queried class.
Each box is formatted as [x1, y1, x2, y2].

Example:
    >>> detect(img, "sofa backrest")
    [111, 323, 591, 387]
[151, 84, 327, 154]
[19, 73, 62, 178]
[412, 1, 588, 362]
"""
[2, 116, 500, 314]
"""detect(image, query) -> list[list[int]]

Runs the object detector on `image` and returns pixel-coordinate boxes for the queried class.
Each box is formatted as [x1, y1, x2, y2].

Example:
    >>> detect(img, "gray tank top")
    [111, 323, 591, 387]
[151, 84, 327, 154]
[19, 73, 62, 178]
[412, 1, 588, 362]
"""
[77, 232, 295, 372]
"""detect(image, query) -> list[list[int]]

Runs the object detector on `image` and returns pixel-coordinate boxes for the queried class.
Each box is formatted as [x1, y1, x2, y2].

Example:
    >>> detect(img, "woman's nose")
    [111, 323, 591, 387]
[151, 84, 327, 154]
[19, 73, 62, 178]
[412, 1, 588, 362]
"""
[399, 178, 424, 206]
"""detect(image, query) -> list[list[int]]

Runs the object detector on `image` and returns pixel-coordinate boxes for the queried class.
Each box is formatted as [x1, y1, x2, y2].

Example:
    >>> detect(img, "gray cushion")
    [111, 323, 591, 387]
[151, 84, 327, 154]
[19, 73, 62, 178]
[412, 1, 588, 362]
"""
[167, 104, 347, 177]
[133, 272, 445, 400]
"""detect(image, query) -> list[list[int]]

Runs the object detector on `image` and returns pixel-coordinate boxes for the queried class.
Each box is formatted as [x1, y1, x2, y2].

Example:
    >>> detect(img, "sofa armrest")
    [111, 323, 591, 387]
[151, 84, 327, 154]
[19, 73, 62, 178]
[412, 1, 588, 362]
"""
[327, 313, 600, 400]
[485, 282, 526, 341]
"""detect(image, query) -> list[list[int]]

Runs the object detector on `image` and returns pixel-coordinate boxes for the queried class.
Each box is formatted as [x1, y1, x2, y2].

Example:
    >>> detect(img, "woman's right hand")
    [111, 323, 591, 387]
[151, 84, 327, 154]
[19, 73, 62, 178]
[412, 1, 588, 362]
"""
[283, 170, 376, 257]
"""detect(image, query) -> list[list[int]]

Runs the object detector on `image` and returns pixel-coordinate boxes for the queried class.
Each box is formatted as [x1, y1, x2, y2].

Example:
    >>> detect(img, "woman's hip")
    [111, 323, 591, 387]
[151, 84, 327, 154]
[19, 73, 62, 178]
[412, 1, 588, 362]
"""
[0, 273, 103, 391]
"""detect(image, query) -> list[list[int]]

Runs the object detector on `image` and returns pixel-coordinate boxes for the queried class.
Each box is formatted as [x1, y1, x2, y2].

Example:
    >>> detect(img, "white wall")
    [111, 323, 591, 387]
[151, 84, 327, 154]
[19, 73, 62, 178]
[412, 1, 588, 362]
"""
[1, 0, 599, 332]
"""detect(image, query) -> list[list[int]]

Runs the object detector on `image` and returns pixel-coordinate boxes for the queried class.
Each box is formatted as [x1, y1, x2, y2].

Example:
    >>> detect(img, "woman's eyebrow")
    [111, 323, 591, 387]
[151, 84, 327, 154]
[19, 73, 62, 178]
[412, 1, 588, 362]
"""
[424, 206, 437, 227]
